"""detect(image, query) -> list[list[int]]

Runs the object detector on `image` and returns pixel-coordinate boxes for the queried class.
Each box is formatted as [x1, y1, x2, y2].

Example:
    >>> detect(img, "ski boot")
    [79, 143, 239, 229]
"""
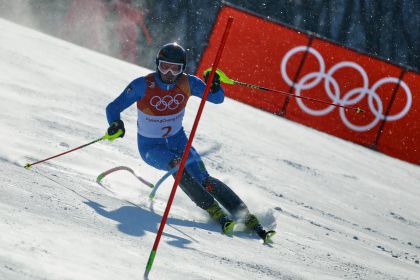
[245, 214, 276, 244]
[206, 201, 235, 236]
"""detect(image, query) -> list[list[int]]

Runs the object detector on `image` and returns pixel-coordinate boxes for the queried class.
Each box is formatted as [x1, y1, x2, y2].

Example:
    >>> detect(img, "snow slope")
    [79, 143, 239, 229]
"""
[1, 18, 420, 280]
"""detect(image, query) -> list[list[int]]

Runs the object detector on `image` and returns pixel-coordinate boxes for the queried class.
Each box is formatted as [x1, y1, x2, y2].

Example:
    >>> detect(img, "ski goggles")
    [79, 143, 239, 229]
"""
[158, 60, 184, 75]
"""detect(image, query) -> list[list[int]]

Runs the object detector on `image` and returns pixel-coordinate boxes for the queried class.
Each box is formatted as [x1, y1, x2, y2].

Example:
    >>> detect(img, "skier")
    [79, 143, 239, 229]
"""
[105, 42, 275, 242]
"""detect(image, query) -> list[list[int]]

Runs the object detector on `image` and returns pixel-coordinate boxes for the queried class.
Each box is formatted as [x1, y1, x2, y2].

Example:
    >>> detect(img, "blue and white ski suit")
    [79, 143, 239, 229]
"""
[106, 71, 249, 214]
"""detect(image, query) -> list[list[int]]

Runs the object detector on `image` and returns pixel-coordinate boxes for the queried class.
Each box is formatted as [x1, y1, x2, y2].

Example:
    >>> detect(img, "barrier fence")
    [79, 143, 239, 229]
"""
[196, 5, 419, 165]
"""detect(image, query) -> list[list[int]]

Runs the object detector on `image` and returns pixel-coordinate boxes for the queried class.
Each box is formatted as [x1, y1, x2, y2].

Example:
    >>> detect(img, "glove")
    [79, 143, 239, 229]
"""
[204, 71, 221, 93]
[107, 120, 125, 138]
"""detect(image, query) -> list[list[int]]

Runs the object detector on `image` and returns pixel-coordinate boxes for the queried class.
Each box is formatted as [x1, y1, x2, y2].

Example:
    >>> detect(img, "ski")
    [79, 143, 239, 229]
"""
[149, 157, 199, 200]
[96, 166, 154, 188]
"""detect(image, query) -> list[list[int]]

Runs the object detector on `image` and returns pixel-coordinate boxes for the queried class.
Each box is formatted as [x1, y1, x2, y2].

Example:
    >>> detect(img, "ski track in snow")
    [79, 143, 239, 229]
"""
[1, 18, 420, 280]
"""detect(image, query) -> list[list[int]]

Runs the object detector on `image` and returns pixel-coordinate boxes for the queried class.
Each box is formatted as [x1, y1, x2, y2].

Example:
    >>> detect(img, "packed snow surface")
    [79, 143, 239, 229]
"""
[1, 18, 419, 280]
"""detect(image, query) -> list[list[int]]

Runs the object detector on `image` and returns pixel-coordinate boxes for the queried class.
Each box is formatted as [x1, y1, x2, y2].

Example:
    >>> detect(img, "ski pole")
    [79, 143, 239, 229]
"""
[24, 130, 123, 169]
[203, 68, 365, 113]
[144, 16, 234, 278]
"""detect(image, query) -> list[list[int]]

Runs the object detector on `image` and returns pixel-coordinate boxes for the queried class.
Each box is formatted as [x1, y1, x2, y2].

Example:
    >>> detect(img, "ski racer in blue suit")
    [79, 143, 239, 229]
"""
[105, 43, 274, 241]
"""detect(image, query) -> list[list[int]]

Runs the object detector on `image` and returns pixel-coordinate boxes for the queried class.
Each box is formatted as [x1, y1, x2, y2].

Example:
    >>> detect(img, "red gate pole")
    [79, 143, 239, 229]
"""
[144, 17, 234, 278]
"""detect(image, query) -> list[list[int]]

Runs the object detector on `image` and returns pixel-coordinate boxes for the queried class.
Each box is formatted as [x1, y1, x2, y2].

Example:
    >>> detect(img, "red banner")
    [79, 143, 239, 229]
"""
[197, 6, 309, 113]
[196, 5, 420, 164]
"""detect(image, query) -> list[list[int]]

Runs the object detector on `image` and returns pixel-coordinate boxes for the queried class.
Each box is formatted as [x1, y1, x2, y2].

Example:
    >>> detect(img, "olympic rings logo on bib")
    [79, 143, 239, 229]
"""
[281, 46, 413, 132]
[150, 94, 185, 111]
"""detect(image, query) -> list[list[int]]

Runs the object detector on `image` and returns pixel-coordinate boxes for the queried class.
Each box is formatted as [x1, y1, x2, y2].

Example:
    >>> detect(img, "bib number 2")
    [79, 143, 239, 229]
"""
[161, 126, 172, 138]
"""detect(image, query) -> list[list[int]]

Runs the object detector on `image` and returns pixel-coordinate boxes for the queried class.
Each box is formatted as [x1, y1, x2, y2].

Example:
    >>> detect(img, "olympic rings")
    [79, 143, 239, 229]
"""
[281, 46, 412, 132]
[149, 94, 185, 111]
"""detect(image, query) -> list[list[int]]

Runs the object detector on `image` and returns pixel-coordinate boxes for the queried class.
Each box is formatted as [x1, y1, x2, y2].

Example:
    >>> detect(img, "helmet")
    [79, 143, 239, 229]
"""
[156, 43, 186, 74]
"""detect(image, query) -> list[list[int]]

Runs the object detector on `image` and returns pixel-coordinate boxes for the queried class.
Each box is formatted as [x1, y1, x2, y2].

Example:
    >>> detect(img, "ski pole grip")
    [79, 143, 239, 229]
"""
[203, 68, 235, 84]
[103, 129, 123, 142]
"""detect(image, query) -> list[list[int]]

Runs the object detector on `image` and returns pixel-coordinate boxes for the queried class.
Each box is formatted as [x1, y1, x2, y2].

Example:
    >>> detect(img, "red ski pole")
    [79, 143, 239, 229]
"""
[144, 16, 234, 278]
[24, 131, 123, 169]
[203, 68, 365, 113]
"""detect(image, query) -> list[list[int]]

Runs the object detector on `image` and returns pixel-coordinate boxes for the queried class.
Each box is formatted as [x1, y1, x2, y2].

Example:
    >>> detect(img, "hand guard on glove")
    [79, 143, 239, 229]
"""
[204, 71, 222, 93]
[107, 120, 125, 138]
